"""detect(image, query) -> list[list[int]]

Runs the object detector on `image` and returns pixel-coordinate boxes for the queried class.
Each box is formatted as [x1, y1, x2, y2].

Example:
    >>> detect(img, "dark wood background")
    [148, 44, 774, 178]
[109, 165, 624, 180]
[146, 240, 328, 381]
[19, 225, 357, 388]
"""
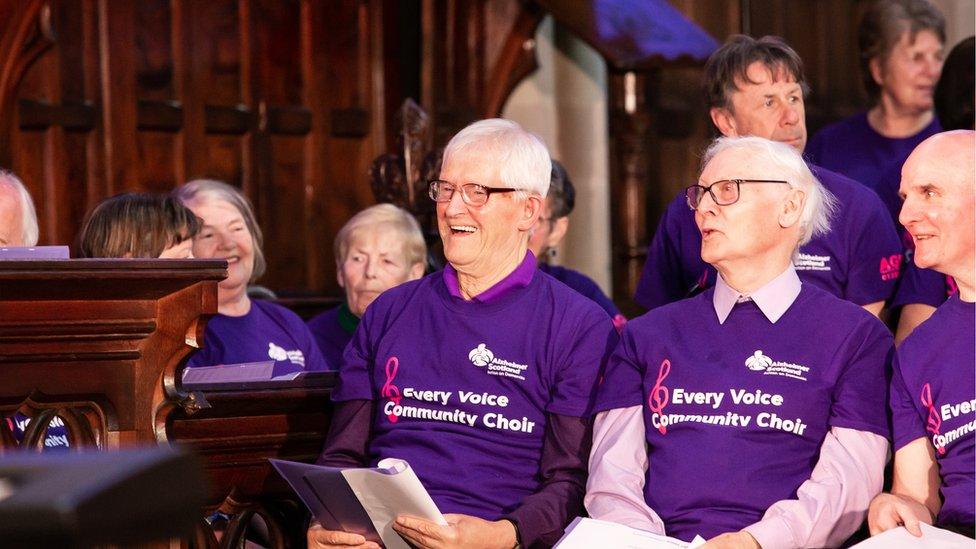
[0, 0, 874, 305]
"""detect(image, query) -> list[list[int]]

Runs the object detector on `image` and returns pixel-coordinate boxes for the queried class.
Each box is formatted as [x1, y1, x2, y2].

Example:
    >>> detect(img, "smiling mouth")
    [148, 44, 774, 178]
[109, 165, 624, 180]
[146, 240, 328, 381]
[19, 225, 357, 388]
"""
[450, 225, 477, 235]
[222, 255, 240, 264]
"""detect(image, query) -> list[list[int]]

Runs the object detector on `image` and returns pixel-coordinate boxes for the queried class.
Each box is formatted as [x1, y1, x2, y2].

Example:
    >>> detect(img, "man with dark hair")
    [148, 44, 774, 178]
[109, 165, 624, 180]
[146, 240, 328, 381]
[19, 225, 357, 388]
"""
[635, 35, 902, 319]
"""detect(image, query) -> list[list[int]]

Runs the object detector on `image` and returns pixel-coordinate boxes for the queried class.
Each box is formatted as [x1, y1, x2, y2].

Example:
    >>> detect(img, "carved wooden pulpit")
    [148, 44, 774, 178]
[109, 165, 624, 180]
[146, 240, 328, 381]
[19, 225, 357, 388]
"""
[0, 259, 336, 547]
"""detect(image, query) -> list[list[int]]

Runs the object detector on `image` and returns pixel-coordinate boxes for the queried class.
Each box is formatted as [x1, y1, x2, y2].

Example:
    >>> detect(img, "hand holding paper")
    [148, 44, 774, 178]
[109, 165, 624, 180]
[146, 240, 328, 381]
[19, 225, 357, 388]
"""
[392, 513, 518, 549]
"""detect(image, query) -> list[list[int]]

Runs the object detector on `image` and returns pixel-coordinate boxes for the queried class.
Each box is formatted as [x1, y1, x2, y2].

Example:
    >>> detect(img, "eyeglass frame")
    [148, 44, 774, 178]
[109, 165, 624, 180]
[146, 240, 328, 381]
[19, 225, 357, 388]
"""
[684, 179, 791, 210]
[428, 179, 522, 206]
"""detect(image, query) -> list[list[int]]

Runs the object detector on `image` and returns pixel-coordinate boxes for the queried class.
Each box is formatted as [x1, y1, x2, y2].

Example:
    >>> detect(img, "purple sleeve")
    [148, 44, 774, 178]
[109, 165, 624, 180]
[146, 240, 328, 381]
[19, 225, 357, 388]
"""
[892, 261, 950, 308]
[547, 310, 618, 417]
[889, 353, 928, 451]
[634, 197, 695, 310]
[331, 313, 377, 402]
[593, 325, 645, 414]
[844, 195, 902, 305]
[315, 399, 373, 468]
[829, 318, 892, 438]
[503, 413, 590, 548]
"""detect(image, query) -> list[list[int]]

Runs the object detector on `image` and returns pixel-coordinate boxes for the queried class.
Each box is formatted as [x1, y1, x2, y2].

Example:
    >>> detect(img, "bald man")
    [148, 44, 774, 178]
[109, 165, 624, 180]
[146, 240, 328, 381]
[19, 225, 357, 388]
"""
[0, 170, 39, 246]
[868, 131, 975, 537]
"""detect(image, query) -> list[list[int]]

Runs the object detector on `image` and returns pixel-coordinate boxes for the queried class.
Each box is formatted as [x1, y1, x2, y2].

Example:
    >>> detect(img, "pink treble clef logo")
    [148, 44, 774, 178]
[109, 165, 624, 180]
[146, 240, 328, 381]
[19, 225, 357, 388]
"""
[381, 356, 402, 423]
[920, 383, 946, 455]
[648, 359, 671, 434]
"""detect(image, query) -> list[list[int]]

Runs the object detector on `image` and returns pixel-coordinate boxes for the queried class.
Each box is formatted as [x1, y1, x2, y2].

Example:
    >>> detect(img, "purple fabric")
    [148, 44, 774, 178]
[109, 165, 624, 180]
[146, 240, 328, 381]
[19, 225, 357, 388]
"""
[634, 163, 903, 310]
[186, 299, 331, 371]
[6, 414, 70, 451]
[331, 257, 617, 542]
[889, 295, 975, 528]
[806, 113, 941, 200]
[307, 306, 356, 370]
[591, 0, 719, 64]
[893, 259, 958, 308]
[538, 263, 621, 319]
[595, 284, 891, 541]
[443, 251, 537, 302]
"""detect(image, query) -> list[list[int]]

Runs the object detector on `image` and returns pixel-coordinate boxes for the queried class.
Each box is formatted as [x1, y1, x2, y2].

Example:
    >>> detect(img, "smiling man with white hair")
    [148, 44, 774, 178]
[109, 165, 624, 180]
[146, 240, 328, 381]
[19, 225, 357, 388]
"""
[308, 118, 617, 549]
[587, 136, 892, 548]
[0, 169, 39, 246]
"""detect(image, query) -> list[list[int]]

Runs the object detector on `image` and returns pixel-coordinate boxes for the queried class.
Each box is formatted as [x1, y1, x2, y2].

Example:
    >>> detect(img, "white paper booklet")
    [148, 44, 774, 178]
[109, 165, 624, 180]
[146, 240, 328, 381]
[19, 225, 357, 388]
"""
[851, 523, 974, 548]
[555, 517, 706, 549]
[271, 457, 445, 549]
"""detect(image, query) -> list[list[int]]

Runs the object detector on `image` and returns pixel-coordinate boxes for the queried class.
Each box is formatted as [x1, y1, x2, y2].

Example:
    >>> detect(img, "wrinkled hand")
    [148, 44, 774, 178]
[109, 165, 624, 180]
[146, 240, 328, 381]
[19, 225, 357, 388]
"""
[307, 522, 380, 549]
[701, 531, 761, 549]
[868, 493, 932, 537]
[392, 513, 517, 549]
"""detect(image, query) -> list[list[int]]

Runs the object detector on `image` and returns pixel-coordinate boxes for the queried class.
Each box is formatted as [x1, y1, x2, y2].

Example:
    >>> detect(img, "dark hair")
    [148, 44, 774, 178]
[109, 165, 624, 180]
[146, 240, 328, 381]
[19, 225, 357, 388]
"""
[935, 36, 975, 130]
[548, 160, 576, 219]
[858, 0, 946, 103]
[704, 35, 808, 112]
[78, 192, 200, 258]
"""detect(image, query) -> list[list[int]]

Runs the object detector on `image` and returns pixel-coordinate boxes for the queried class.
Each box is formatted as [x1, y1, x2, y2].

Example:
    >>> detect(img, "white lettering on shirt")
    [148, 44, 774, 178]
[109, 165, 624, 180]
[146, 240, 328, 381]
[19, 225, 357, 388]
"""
[672, 388, 724, 409]
[941, 399, 976, 421]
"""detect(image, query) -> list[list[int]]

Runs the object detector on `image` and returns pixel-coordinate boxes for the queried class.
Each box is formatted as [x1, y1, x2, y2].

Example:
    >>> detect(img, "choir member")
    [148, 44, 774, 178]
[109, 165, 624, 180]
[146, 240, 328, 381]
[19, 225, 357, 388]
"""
[528, 160, 625, 331]
[308, 119, 617, 549]
[78, 192, 199, 259]
[306, 203, 426, 368]
[174, 179, 329, 371]
[806, 0, 945, 209]
[0, 169, 39, 247]
[588, 136, 891, 548]
[635, 35, 901, 318]
[868, 131, 975, 537]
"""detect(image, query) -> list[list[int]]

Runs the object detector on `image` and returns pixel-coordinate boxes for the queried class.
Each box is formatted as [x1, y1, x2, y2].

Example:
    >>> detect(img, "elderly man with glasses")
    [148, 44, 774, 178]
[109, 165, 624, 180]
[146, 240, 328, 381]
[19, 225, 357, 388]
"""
[586, 136, 892, 549]
[308, 118, 617, 549]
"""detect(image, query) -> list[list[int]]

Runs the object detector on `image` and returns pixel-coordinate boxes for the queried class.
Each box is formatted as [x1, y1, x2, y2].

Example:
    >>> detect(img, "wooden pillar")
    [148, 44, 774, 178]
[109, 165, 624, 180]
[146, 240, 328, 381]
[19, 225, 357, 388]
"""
[607, 69, 652, 315]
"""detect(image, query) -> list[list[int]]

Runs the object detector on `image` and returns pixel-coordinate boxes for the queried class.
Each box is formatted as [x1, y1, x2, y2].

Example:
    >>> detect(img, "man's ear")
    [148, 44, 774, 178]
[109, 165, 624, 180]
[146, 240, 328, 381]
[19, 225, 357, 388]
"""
[778, 188, 806, 229]
[710, 107, 738, 137]
[546, 216, 569, 248]
[408, 261, 425, 281]
[336, 263, 346, 289]
[517, 194, 544, 231]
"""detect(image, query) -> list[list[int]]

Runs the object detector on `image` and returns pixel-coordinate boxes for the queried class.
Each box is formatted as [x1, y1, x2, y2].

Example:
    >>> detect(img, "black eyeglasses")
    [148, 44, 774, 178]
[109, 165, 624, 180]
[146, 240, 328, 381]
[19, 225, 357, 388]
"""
[685, 179, 790, 209]
[428, 180, 520, 206]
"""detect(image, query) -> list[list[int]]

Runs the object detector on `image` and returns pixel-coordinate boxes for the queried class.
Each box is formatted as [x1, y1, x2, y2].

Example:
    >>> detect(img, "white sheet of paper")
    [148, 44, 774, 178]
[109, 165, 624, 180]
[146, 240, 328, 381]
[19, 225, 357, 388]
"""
[851, 523, 974, 548]
[555, 517, 706, 549]
[340, 457, 447, 549]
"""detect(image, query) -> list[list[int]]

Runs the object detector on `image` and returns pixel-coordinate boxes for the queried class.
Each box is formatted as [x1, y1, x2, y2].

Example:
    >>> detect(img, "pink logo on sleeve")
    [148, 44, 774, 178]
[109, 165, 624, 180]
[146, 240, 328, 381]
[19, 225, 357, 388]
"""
[920, 383, 946, 455]
[381, 356, 402, 423]
[648, 359, 671, 434]
[879, 254, 902, 281]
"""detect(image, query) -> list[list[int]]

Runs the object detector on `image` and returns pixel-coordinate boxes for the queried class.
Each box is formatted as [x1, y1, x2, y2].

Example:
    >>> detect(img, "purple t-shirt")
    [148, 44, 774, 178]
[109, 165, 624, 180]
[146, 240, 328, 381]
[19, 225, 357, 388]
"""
[596, 284, 891, 541]
[332, 254, 617, 519]
[806, 112, 941, 199]
[890, 295, 975, 528]
[187, 299, 331, 371]
[634, 164, 902, 309]
[893, 259, 958, 308]
[7, 414, 70, 451]
[539, 263, 621, 318]
[307, 304, 357, 369]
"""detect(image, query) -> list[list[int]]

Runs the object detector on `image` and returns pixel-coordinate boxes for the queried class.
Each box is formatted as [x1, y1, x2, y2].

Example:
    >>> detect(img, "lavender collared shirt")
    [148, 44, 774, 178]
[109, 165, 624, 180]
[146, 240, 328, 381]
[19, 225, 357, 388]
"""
[586, 267, 889, 548]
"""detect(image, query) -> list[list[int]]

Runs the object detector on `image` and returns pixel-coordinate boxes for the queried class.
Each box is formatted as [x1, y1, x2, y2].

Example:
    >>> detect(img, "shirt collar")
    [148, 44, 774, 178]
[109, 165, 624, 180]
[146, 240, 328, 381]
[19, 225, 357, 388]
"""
[713, 265, 801, 325]
[443, 251, 536, 303]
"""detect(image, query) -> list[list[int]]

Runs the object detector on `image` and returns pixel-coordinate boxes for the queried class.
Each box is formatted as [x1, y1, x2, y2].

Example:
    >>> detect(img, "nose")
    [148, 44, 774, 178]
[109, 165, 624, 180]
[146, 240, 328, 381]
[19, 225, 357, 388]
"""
[363, 256, 378, 279]
[925, 56, 943, 80]
[216, 229, 235, 251]
[444, 187, 468, 217]
[782, 103, 801, 126]
[696, 188, 719, 216]
[899, 195, 921, 229]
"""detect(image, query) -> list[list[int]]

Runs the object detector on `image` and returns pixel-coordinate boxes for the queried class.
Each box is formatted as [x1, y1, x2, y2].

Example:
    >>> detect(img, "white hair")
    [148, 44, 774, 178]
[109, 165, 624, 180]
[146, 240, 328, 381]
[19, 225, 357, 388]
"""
[442, 118, 551, 199]
[335, 203, 427, 267]
[702, 136, 836, 246]
[0, 169, 39, 246]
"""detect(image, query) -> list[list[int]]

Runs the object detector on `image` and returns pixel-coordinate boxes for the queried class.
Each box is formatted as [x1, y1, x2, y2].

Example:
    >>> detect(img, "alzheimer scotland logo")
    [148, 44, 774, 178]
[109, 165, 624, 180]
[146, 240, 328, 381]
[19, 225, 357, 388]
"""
[468, 343, 528, 381]
[468, 344, 494, 367]
[744, 349, 808, 381]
